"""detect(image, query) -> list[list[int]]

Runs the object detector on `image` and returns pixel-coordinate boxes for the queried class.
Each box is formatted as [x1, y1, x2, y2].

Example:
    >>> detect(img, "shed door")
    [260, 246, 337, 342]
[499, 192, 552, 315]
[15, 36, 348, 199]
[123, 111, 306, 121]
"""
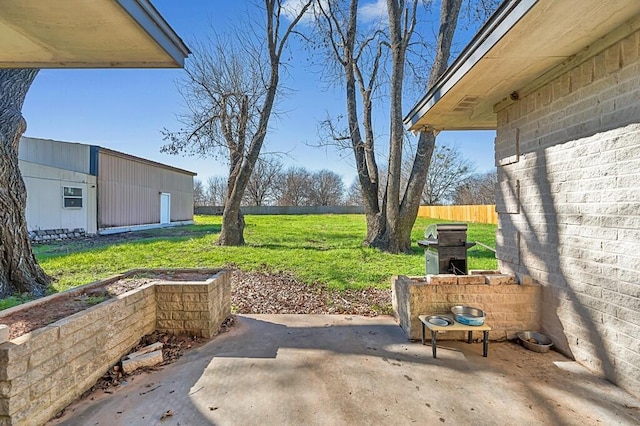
[160, 193, 171, 224]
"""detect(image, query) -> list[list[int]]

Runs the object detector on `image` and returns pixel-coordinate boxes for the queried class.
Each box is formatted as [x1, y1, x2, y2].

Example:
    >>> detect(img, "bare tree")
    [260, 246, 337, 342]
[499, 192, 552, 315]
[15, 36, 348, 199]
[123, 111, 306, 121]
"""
[421, 144, 474, 205]
[309, 169, 345, 206]
[344, 178, 363, 206]
[162, 0, 313, 245]
[205, 176, 228, 206]
[242, 157, 283, 206]
[0, 69, 50, 297]
[193, 178, 206, 207]
[453, 170, 497, 205]
[315, 0, 498, 253]
[275, 166, 313, 206]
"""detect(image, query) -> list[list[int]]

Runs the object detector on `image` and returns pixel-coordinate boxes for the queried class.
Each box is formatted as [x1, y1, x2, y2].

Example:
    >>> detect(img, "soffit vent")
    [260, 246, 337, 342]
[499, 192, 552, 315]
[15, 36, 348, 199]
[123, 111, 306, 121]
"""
[452, 96, 480, 112]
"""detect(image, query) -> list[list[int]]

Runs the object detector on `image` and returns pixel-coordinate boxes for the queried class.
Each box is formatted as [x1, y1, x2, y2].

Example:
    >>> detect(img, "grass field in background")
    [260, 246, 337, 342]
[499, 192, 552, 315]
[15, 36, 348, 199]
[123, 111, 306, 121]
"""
[0, 215, 497, 310]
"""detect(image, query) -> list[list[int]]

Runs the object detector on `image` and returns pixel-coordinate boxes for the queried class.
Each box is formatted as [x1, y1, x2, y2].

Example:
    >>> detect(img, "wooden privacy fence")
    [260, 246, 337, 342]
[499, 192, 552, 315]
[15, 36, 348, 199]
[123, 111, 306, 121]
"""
[417, 205, 497, 225]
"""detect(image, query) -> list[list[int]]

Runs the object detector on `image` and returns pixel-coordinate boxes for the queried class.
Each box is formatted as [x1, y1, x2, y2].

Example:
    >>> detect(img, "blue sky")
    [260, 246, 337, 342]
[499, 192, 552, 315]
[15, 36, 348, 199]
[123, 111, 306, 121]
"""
[22, 1, 496, 186]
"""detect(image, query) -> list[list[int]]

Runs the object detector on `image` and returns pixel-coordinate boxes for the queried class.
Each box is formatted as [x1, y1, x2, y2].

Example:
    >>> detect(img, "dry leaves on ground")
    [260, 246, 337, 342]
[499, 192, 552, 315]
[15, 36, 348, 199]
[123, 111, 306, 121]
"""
[231, 269, 391, 317]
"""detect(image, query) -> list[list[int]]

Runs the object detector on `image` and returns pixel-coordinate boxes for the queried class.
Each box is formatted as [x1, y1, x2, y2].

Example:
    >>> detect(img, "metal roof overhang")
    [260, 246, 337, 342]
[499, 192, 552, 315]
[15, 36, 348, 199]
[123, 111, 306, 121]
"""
[404, 0, 640, 131]
[0, 0, 190, 68]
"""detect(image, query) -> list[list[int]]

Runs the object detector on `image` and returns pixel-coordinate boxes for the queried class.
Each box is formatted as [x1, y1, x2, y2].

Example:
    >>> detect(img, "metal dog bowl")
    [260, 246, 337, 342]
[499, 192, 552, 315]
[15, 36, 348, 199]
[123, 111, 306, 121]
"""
[517, 331, 553, 353]
[425, 315, 454, 327]
[451, 305, 485, 326]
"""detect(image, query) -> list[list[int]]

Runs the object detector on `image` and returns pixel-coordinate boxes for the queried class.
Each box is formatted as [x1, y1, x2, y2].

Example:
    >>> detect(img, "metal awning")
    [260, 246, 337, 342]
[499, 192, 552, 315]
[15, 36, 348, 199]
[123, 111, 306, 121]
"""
[0, 0, 190, 68]
[404, 0, 640, 131]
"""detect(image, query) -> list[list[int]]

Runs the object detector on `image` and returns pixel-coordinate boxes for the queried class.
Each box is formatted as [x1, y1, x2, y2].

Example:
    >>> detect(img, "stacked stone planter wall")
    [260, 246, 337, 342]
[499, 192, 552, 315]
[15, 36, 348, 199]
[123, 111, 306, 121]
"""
[155, 273, 231, 338]
[0, 268, 230, 426]
[392, 273, 542, 341]
[29, 228, 87, 243]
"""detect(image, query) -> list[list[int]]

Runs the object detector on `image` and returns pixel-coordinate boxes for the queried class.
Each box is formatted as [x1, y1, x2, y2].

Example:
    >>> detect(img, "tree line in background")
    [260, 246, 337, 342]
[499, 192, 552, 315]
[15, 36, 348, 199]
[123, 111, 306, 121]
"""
[193, 145, 497, 208]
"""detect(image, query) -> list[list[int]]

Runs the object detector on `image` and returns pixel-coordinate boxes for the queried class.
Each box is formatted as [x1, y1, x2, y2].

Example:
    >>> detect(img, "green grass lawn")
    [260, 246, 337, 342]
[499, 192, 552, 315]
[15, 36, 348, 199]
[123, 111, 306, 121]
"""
[28, 215, 497, 298]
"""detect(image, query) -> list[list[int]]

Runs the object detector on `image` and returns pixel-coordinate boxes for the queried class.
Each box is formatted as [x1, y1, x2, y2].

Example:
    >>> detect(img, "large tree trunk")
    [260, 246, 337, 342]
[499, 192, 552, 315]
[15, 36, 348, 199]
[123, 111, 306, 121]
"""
[218, 201, 245, 245]
[0, 69, 50, 298]
[370, 0, 462, 253]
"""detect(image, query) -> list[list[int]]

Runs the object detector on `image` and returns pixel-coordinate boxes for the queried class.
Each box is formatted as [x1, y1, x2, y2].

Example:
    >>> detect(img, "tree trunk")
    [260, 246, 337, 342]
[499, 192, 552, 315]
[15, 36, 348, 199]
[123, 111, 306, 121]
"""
[216, 0, 312, 246]
[0, 69, 50, 298]
[218, 202, 245, 245]
[370, 0, 462, 253]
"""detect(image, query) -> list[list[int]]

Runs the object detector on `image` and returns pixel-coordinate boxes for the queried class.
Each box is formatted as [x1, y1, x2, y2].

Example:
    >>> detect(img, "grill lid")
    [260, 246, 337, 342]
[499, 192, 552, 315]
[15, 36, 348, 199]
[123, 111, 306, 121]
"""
[424, 223, 468, 240]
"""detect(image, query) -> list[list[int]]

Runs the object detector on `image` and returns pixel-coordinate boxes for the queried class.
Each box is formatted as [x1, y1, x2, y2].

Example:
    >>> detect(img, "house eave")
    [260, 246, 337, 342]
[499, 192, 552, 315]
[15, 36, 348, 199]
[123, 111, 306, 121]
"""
[0, 0, 190, 68]
[404, 0, 640, 132]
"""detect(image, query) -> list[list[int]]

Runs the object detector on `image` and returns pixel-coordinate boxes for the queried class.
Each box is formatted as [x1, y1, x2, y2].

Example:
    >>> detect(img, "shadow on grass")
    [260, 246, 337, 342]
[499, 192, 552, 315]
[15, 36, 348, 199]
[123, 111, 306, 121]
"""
[34, 224, 222, 258]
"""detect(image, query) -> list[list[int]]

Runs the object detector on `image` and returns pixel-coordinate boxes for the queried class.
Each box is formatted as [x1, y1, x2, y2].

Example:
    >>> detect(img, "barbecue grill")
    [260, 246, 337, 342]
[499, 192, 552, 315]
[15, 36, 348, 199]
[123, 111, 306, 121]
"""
[417, 223, 475, 275]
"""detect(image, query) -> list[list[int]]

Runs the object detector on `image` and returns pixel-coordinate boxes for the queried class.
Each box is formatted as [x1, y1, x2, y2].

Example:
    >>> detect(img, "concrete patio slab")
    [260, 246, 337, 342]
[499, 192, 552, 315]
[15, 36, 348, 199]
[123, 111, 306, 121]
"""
[50, 315, 640, 425]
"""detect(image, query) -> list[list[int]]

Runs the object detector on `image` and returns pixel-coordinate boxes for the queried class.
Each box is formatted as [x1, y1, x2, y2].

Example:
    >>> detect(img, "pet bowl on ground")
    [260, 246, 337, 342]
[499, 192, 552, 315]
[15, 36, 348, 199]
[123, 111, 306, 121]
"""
[517, 331, 553, 353]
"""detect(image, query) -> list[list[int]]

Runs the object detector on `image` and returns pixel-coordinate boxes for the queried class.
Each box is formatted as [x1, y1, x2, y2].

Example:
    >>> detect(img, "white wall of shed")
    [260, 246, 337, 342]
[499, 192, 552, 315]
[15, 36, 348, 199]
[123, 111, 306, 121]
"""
[20, 160, 97, 234]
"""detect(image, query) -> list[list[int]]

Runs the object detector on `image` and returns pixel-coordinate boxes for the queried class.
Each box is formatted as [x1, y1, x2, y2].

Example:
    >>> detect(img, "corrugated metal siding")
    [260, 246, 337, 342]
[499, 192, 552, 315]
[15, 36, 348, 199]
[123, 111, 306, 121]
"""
[98, 151, 194, 228]
[19, 137, 91, 174]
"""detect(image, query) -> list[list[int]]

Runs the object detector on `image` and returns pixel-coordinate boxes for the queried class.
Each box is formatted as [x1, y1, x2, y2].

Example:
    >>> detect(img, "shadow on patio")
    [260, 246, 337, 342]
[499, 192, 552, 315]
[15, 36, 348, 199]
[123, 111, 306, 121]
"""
[51, 314, 640, 426]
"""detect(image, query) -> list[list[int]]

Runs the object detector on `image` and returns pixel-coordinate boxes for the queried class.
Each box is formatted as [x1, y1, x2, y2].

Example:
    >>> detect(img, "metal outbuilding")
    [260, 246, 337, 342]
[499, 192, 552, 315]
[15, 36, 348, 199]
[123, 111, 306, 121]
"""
[19, 137, 195, 238]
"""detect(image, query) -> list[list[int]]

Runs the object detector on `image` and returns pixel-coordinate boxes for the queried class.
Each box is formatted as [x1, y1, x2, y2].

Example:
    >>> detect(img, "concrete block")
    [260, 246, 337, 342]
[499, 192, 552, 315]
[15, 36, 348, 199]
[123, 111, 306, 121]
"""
[183, 302, 207, 312]
[156, 301, 183, 312]
[122, 350, 163, 374]
[516, 273, 533, 285]
[157, 320, 184, 330]
[155, 292, 182, 302]
[182, 293, 203, 302]
[457, 275, 486, 285]
[485, 274, 518, 285]
[180, 284, 208, 293]
[154, 284, 182, 293]
[171, 311, 202, 321]
[183, 320, 210, 330]
[127, 342, 163, 359]
[426, 274, 457, 285]
[469, 270, 500, 275]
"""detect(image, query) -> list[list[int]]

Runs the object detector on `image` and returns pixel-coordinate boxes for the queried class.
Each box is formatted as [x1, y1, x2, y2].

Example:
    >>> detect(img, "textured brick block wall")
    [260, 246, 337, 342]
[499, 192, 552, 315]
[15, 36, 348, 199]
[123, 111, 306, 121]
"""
[494, 28, 640, 397]
[156, 270, 231, 338]
[0, 268, 231, 425]
[392, 275, 541, 341]
[0, 284, 156, 426]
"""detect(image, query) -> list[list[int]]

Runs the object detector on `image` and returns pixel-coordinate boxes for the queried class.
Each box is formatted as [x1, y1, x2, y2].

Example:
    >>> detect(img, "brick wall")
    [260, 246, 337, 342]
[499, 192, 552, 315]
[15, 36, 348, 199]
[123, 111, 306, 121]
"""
[392, 275, 541, 341]
[156, 272, 231, 338]
[0, 283, 156, 425]
[494, 29, 640, 397]
[0, 269, 231, 425]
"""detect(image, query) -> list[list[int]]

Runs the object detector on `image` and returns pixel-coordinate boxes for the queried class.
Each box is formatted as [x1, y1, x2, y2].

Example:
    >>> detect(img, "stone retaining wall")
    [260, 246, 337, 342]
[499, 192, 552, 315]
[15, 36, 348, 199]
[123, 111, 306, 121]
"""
[29, 228, 87, 243]
[156, 273, 231, 338]
[0, 268, 230, 426]
[392, 274, 542, 341]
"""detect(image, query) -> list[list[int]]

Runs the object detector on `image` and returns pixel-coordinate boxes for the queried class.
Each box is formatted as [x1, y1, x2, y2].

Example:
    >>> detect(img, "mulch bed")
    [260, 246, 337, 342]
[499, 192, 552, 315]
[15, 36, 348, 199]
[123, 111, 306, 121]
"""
[1, 269, 391, 340]
[0, 271, 213, 340]
[4, 267, 391, 419]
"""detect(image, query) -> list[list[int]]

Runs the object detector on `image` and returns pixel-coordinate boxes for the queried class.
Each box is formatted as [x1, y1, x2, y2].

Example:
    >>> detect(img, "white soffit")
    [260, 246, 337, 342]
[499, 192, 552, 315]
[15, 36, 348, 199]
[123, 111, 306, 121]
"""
[0, 0, 189, 68]
[404, 0, 640, 131]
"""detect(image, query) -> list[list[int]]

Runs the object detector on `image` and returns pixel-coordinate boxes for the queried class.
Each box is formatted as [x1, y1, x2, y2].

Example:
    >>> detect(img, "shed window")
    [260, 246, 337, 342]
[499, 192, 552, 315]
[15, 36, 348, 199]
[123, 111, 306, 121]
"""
[63, 187, 83, 208]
